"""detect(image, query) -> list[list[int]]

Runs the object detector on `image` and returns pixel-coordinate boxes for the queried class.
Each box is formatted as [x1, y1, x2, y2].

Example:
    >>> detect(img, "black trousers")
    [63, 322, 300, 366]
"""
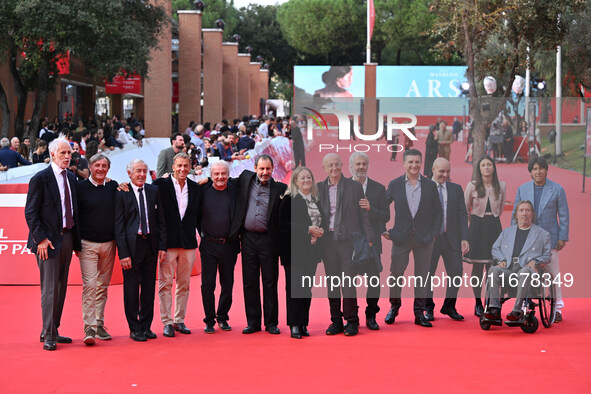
[323, 236, 359, 324]
[363, 256, 381, 318]
[200, 239, 238, 325]
[38, 231, 73, 341]
[425, 233, 463, 312]
[284, 261, 317, 326]
[389, 236, 434, 318]
[293, 140, 306, 168]
[241, 231, 279, 328]
[122, 236, 157, 333]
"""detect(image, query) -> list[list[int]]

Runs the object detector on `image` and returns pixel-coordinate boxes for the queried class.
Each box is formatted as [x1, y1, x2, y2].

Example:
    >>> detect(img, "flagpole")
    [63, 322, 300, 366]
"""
[366, 0, 371, 64]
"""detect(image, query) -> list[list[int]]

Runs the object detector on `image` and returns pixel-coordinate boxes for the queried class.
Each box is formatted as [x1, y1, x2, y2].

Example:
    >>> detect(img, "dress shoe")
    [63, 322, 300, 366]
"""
[96, 326, 112, 340]
[242, 325, 261, 334]
[265, 325, 281, 335]
[40, 335, 72, 344]
[484, 308, 501, 320]
[344, 323, 359, 336]
[366, 316, 379, 330]
[130, 331, 147, 342]
[290, 326, 302, 339]
[441, 308, 464, 320]
[300, 326, 310, 336]
[173, 322, 191, 334]
[555, 312, 562, 323]
[43, 340, 56, 351]
[218, 320, 232, 331]
[385, 307, 399, 324]
[414, 315, 433, 327]
[424, 310, 435, 322]
[506, 310, 523, 321]
[474, 304, 484, 317]
[163, 324, 175, 337]
[83, 328, 96, 346]
[325, 322, 344, 335]
[204, 324, 215, 334]
[144, 329, 157, 339]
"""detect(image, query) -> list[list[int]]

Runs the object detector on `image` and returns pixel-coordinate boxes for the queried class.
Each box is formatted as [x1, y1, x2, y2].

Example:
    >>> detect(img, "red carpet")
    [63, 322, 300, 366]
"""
[1, 135, 591, 393]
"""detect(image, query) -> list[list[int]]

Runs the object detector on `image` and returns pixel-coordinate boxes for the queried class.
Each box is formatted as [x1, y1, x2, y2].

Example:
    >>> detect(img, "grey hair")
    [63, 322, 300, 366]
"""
[126, 159, 148, 173]
[48, 136, 71, 156]
[0, 138, 8, 148]
[210, 160, 231, 174]
[349, 152, 369, 171]
[89, 153, 111, 167]
[173, 152, 191, 164]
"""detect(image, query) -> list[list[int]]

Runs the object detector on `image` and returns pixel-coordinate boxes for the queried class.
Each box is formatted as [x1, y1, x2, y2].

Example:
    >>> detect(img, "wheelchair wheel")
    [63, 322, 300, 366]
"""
[539, 283, 556, 328]
[520, 315, 539, 334]
[479, 315, 491, 331]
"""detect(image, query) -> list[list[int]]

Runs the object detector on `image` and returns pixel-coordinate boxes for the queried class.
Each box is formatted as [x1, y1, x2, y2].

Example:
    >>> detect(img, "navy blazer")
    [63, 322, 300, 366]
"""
[439, 181, 469, 251]
[364, 178, 390, 254]
[153, 176, 199, 249]
[386, 175, 443, 246]
[25, 165, 82, 256]
[114, 183, 167, 260]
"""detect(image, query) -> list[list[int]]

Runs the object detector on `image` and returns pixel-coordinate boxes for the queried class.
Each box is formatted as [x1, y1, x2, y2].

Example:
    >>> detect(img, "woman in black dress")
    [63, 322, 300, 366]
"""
[279, 167, 325, 338]
[463, 156, 506, 316]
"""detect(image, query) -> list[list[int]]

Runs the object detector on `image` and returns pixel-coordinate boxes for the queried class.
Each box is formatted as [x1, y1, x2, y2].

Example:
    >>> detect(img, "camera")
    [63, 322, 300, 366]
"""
[70, 152, 81, 168]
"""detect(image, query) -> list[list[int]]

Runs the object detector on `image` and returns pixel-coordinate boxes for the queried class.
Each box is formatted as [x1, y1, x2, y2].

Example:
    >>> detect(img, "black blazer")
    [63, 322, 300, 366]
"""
[114, 183, 167, 260]
[230, 170, 287, 257]
[386, 175, 442, 246]
[152, 176, 199, 249]
[440, 181, 469, 251]
[365, 178, 390, 254]
[317, 176, 374, 243]
[25, 165, 81, 256]
[279, 193, 326, 267]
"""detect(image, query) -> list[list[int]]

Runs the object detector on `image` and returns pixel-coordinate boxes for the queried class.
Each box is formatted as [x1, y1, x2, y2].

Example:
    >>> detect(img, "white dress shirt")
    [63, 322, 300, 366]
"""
[172, 176, 188, 220]
[131, 182, 150, 234]
[50, 162, 73, 228]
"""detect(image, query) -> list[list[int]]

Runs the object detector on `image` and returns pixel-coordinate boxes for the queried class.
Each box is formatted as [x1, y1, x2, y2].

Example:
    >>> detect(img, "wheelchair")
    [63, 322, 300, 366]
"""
[479, 262, 556, 334]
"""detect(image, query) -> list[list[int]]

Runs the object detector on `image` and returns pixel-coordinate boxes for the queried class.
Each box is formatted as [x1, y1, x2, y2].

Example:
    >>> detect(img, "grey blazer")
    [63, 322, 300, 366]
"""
[491, 224, 551, 268]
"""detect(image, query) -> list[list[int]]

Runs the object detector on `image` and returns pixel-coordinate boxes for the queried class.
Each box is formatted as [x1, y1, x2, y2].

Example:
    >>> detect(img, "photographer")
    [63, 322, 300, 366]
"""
[68, 141, 90, 181]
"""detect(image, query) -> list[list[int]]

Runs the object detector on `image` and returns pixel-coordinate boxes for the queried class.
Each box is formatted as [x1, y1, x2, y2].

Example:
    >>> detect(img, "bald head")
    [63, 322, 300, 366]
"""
[432, 158, 451, 184]
[322, 153, 343, 182]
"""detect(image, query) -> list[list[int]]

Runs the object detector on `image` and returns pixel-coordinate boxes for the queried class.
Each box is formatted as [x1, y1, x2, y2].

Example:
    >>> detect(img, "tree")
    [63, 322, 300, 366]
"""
[277, 0, 366, 65]
[0, 0, 168, 139]
[430, 0, 584, 171]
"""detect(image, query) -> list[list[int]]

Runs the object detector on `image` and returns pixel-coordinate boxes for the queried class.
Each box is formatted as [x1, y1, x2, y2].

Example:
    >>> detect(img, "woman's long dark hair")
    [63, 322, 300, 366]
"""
[474, 156, 501, 199]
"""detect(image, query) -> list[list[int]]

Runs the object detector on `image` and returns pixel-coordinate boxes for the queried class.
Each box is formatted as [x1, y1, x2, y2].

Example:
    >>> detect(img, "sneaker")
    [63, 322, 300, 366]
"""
[555, 312, 562, 323]
[96, 326, 112, 340]
[83, 328, 96, 346]
[344, 323, 359, 336]
[325, 322, 344, 335]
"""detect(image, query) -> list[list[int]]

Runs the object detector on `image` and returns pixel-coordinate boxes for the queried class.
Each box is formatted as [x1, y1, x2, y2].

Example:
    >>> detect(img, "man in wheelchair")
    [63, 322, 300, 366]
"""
[485, 200, 551, 322]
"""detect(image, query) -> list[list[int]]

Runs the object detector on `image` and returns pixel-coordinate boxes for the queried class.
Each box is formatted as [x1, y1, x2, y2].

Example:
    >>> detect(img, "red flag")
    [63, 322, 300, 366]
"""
[369, 0, 375, 41]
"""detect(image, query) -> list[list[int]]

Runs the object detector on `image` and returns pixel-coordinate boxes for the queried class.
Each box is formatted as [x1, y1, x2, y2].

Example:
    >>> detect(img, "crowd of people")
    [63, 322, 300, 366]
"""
[23, 120, 570, 351]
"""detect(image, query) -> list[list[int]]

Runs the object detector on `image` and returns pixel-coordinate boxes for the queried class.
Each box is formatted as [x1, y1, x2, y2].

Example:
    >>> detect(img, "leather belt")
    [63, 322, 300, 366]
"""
[62, 228, 71, 233]
[201, 233, 228, 244]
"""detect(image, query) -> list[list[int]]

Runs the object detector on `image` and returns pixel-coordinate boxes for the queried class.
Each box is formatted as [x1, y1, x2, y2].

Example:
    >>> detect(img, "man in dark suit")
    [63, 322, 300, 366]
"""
[425, 158, 469, 321]
[237, 126, 256, 151]
[25, 138, 81, 350]
[349, 152, 389, 331]
[152, 153, 199, 338]
[318, 153, 374, 336]
[197, 160, 240, 333]
[115, 159, 167, 342]
[230, 155, 287, 335]
[383, 149, 442, 327]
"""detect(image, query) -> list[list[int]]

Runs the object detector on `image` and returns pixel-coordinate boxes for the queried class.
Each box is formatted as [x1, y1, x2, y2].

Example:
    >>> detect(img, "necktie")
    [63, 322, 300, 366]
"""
[138, 187, 148, 235]
[61, 171, 74, 229]
[438, 184, 445, 234]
